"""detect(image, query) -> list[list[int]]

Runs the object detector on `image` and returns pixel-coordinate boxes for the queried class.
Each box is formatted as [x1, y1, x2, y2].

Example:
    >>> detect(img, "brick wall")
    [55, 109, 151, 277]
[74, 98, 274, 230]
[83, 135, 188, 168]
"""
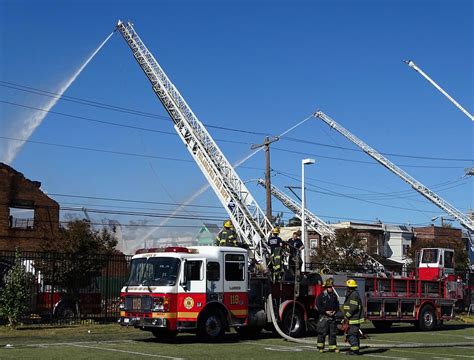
[0, 163, 60, 251]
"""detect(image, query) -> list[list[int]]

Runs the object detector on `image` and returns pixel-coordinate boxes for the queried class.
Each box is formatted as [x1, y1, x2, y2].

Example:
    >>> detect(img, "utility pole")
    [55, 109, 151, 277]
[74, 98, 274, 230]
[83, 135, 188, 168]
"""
[251, 136, 279, 223]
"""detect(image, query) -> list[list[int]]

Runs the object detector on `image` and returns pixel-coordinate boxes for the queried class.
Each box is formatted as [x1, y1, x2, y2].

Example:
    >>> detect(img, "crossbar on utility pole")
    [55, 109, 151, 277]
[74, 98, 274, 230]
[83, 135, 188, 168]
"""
[251, 136, 279, 223]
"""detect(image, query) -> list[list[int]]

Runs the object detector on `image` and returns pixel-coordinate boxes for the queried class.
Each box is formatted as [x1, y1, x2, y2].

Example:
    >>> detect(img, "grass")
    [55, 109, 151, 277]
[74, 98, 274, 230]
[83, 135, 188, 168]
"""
[0, 321, 472, 359]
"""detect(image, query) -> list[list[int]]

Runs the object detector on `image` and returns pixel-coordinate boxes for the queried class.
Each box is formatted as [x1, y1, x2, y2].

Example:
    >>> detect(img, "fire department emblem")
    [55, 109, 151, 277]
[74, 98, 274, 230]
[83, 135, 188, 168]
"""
[183, 297, 194, 310]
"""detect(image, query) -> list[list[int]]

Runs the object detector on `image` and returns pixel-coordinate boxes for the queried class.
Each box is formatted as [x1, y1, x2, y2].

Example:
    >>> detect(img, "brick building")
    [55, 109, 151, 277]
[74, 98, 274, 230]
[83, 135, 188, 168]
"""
[413, 225, 462, 247]
[0, 163, 59, 251]
[332, 221, 386, 256]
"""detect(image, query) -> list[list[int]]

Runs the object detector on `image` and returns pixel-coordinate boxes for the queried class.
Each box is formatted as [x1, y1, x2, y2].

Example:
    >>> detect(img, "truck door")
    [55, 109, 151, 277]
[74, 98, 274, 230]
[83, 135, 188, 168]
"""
[223, 252, 248, 319]
[178, 258, 207, 320]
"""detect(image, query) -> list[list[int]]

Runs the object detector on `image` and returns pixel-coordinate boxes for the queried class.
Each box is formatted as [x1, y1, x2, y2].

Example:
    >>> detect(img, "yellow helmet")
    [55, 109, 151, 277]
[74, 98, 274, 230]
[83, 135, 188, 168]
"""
[224, 220, 233, 228]
[346, 279, 358, 288]
[272, 227, 280, 234]
[323, 278, 334, 288]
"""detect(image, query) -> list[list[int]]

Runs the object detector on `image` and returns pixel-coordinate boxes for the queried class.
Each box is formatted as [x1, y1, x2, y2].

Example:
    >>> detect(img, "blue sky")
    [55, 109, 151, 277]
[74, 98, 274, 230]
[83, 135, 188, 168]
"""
[0, 0, 472, 250]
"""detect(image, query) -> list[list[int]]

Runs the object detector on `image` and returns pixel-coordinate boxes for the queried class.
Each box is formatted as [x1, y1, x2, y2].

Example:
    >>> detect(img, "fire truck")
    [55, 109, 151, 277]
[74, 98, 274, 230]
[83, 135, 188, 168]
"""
[118, 245, 462, 339]
[114, 20, 464, 340]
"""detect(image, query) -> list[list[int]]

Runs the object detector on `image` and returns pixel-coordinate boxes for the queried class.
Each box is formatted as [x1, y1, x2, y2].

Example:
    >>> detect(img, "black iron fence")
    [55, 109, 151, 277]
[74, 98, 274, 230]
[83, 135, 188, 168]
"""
[0, 250, 132, 324]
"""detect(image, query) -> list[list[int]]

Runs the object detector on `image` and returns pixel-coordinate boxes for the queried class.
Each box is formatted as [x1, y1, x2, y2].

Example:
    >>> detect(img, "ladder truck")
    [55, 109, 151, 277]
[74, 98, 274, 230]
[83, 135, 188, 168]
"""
[115, 21, 461, 340]
[115, 20, 325, 340]
[314, 111, 474, 262]
[257, 179, 386, 275]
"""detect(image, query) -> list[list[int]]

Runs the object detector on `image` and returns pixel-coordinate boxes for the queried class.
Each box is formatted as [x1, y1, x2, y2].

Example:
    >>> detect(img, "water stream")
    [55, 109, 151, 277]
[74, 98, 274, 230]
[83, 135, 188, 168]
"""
[1, 31, 115, 164]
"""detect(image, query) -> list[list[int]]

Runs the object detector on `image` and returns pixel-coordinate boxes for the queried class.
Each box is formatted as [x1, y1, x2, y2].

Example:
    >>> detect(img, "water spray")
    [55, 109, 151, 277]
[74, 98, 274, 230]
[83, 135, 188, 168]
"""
[1, 31, 115, 164]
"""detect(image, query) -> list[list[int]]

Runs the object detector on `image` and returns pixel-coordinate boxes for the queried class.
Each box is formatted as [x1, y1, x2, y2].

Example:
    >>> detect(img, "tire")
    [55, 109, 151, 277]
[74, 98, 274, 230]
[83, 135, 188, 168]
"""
[198, 309, 227, 342]
[372, 320, 393, 331]
[151, 329, 178, 341]
[280, 306, 305, 338]
[56, 304, 76, 320]
[416, 305, 436, 331]
[235, 325, 263, 339]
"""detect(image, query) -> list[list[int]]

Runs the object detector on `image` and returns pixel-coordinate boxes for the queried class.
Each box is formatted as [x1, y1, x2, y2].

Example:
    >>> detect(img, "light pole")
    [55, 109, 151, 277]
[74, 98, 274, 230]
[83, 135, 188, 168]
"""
[301, 158, 315, 271]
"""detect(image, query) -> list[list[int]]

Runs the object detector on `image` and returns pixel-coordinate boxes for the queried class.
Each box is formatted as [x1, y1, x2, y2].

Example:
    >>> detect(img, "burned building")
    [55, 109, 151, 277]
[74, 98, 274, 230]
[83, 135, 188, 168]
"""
[0, 163, 59, 251]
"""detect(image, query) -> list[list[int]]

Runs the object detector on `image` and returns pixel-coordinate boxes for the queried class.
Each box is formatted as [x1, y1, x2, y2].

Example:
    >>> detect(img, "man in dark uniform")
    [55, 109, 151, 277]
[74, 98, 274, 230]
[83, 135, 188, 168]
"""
[343, 279, 364, 355]
[316, 278, 340, 353]
[287, 230, 304, 273]
[268, 227, 283, 282]
[215, 220, 238, 246]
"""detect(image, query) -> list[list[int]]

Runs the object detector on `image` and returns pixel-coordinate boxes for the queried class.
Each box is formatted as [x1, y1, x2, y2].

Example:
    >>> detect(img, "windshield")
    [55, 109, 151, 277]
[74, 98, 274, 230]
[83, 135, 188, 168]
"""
[421, 249, 438, 264]
[127, 257, 181, 286]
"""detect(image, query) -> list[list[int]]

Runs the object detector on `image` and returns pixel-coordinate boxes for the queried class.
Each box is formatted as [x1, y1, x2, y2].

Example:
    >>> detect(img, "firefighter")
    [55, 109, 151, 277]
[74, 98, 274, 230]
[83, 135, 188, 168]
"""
[268, 227, 283, 282]
[316, 278, 340, 353]
[343, 279, 364, 355]
[215, 220, 238, 247]
[288, 230, 304, 274]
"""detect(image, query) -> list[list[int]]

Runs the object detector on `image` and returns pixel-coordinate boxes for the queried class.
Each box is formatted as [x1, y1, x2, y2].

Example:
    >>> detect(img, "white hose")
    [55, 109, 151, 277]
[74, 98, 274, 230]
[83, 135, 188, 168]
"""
[266, 294, 474, 349]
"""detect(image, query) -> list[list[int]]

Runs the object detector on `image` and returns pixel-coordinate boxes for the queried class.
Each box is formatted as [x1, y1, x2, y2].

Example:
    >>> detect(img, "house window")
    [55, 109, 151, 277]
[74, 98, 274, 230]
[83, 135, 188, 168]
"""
[9, 206, 35, 230]
[402, 245, 410, 257]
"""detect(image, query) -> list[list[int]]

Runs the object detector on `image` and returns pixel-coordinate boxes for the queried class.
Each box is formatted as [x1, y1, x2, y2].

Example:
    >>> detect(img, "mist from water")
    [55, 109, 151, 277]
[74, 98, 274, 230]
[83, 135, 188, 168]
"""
[1, 31, 115, 164]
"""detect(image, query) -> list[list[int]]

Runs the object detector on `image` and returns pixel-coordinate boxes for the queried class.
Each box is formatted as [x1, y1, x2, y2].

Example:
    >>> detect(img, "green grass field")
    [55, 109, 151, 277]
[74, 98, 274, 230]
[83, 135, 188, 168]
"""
[0, 321, 473, 359]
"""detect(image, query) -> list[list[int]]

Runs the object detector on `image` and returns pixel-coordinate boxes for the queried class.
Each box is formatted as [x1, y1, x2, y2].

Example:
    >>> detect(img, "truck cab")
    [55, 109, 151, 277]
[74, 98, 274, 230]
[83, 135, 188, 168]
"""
[119, 246, 249, 340]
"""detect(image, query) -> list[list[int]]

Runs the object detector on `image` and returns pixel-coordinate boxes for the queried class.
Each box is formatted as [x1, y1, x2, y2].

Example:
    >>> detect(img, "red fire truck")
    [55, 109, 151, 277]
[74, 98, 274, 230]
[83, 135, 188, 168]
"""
[118, 246, 462, 340]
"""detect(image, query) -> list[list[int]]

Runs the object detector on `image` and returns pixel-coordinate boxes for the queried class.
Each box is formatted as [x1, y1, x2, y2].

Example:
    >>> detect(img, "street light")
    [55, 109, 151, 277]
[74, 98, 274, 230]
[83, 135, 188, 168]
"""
[301, 158, 315, 271]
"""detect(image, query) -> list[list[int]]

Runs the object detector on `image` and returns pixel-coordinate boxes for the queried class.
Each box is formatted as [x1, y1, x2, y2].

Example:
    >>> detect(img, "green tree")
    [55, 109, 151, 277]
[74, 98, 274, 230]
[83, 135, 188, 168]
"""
[0, 250, 34, 328]
[312, 228, 366, 271]
[37, 219, 117, 317]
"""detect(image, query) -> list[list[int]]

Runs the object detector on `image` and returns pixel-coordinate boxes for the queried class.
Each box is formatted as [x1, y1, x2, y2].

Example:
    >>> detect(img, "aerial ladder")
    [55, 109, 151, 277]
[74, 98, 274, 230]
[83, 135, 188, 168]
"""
[257, 179, 386, 274]
[314, 111, 474, 257]
[116, 21, 273, 265]
[257, 179, 334, 239]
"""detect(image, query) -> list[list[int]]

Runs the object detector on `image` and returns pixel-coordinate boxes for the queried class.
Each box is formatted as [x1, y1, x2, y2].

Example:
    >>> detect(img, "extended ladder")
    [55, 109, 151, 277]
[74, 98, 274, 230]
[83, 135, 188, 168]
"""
[116, 21, 272, 264]
[315, 111, 474, 251]
[258, 179, 386, 274]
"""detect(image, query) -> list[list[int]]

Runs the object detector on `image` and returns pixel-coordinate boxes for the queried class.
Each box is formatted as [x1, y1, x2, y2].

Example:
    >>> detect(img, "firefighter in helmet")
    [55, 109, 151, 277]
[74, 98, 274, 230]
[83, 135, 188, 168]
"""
[288, 230, 304, 274]
[316, 278, 340, 353]
[268, 227, 283, 282]
[343, 279, 364, 355]
[215, 219, 239, 247]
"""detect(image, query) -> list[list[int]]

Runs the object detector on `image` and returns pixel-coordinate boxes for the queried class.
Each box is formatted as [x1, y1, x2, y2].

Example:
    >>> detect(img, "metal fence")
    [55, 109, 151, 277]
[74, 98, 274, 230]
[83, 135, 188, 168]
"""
[0, 250, 132, 324]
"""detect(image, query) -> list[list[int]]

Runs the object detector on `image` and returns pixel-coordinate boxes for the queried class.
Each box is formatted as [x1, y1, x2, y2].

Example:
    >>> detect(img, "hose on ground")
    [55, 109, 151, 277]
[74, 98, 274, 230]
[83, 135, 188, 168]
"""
[266, 294, 474, 349]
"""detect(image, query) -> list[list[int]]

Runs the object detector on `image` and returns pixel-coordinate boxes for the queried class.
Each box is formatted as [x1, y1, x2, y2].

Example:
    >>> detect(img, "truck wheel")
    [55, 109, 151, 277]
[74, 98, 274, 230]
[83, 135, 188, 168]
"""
[198, 309, 226, 341]
[151, 329, 178, 341]
[417, 305, 436, 331]
[56, 304, 76, 320]
[281, 306, 305, 337]
[372, 320, 392, 331]
[235, 325, 263, 339]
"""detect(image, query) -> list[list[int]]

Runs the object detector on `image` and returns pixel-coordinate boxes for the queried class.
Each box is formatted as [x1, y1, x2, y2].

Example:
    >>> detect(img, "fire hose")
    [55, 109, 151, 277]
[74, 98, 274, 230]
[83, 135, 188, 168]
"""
[266, 294, 474, 349]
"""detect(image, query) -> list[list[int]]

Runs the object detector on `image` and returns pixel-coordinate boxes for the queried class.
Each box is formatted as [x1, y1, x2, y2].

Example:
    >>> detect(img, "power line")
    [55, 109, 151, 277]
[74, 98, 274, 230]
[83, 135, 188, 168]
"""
[0, 100, 251, 146]
[0, 131, 466, 170]
[275, 171, 451, 215]
[273, 169, 470, 202]
[1, 80, 472, 162]
[272, 146, 466, 169]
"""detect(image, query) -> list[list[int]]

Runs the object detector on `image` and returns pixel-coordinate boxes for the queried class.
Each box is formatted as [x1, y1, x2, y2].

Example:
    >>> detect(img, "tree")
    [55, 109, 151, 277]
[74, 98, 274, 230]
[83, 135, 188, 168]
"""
[311, 228, 366, 272]
[0, 250, 34, 328]
[37, 219, 117, 317]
